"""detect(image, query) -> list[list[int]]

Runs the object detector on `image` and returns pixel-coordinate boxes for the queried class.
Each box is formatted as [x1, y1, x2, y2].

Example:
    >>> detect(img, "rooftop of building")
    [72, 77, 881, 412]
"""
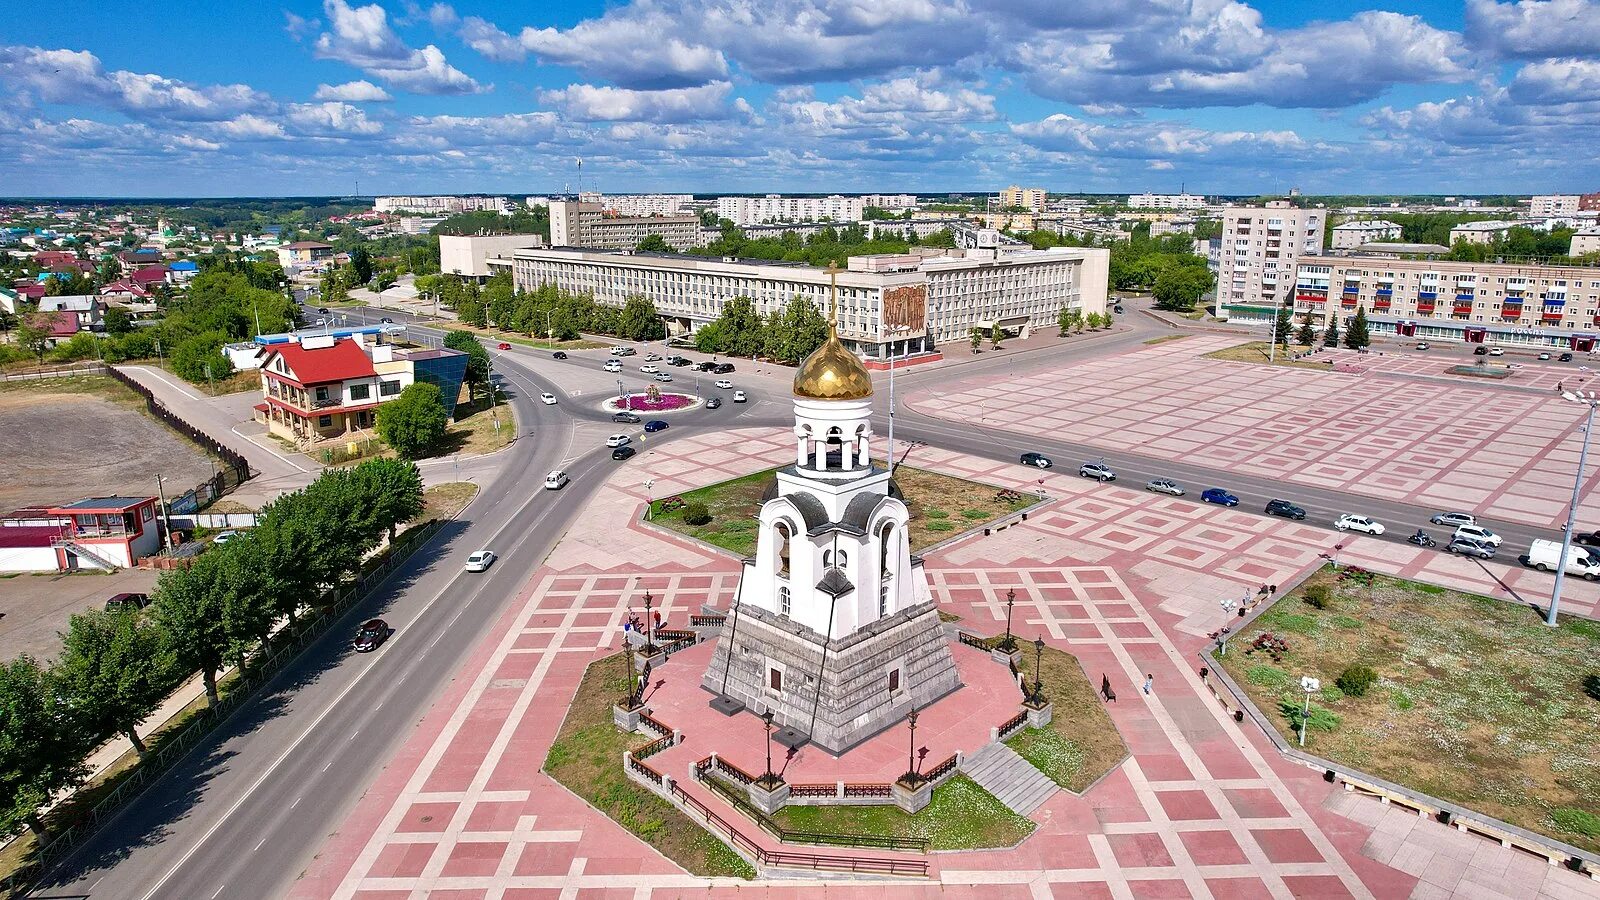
[1352, 242, 1452, 255]
[264, 338, 377, 383]
[53, 496, 153, 512]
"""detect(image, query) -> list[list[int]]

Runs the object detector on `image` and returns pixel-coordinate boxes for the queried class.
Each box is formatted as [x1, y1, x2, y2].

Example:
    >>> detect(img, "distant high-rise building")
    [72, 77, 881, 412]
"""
[1217, 201, 1325, 323]
[1530, 194, 1581, 216]
[860, 194, 918, 210]
[1579, 192, 1600, 211]
[1331, 220, 1402, 251]
[548, 200, 699, 251]
[594, 194, 694, 217]
[1127, 192, 1207, 210]
[998, 185, 1046, 212]
[374, 196, 511, 215]
[715, 195, 866, 225]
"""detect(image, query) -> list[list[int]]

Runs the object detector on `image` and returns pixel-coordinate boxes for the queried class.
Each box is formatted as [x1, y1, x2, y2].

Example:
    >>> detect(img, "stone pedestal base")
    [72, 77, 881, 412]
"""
[1025, 701, 1053, 729]
[991, 646, 1021, 666]
[613, 703, 643, 731]
[892, 778, 932, 814]
[747, 778, 791, 815]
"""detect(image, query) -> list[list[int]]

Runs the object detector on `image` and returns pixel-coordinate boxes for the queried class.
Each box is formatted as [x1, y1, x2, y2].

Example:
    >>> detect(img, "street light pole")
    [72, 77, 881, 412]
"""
[903, 706, 920, 784]
[155, 474, 173, 551]
[1003, 587, 1016, 651]
[761, 710, 776, 786]
[1032, 637, 1045, 704]
[1550, 390, 1599, 626]
[1299, 676, 1320, 747]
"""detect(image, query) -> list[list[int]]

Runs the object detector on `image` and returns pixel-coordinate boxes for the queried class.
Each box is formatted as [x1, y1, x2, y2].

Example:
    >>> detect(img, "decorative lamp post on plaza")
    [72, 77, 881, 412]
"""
[902, 707, 921, 785]
[1298, 676, 1320, 747]
[760, 710, 778, 788]
[1001, 588, 1017, 652]
[1031, 637, 1046, 705]
[1550, 390, 1600, 626]
[618, 640, 637, 709]
[641, 588, 656, 653]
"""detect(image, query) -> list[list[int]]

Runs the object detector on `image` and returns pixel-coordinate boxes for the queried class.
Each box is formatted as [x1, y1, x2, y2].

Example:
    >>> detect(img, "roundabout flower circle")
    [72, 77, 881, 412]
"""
[601, 390, 702, 413]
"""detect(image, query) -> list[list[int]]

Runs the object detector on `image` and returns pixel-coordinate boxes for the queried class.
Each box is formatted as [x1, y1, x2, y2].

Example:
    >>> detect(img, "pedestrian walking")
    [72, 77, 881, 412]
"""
[1100, 674, 1116, 702]
[1143, 673, 1154, 695]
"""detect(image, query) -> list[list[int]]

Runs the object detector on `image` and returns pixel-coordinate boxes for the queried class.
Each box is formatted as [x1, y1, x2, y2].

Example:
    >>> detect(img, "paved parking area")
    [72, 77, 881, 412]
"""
[295, 428, 1600, 900]
[0, 568, 161, 661]
[1329, 347, 1600, 393]
[909, 335, 1600, 530]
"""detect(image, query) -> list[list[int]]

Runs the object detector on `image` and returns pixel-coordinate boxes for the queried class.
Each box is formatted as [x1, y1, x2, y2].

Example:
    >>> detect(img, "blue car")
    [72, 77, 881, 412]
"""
[644, 420, 669, 433]
[1201, 488, 1239, 507]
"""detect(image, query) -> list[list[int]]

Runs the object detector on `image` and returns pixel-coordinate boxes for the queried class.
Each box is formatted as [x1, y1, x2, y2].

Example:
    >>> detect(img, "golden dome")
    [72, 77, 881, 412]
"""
[793, 327, 873, 400]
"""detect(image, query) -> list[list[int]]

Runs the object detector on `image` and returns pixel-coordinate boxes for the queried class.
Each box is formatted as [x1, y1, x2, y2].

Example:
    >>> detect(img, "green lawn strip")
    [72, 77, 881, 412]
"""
[1142, 334, 1190, 346]
[769, 775, 1033, 850]
[1216, 568, 1600, 854]
[1004, 646, 1128, 792]
[543, 654, 755, 878]
[1202, 341, 1329, 371]
[647, 465, 1039, 557]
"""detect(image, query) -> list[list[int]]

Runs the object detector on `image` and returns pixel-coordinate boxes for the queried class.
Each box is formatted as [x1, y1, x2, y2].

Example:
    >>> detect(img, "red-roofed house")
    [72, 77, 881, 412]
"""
[130, 265, 168, 287]
[0, 496, 161, 572]
[32, 250, 80, 268]
[46, 311, 80, 344]
[100, 279, 153, 301]
[259, 336, 383, 443]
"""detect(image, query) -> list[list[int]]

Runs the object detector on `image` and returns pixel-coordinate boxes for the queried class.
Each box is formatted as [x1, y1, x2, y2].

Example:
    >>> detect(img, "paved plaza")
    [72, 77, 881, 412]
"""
[1324, 348, 1600, 393]
[295, 428, 1600, 899]
[908, 335, 1600, 531]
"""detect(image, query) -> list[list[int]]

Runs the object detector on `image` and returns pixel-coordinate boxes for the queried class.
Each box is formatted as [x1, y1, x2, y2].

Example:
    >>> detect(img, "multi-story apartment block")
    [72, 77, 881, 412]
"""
[1293, 255, 1600, 349]
[1530, 195, 1581, 217]
[548, 200, 700, 251]
[715, 195, 866, 226]
[588, 194, 694, 217]
[1331, 220, 1402, 251]
[1217, 201, 1325, 323]
[1127, 192, 1207, 210]
[256, 332, 467, 446]
[503, 244, 1107, 362]
[440, 233, 546, 279]
[1581, 193, 1600, 211]
[1449, 220, 1520, 245]
[999, 186, 1046, 213]
[374, 196, 512, 215]
[860, 194, 917, 210]
[1571, 228, 1600, 258]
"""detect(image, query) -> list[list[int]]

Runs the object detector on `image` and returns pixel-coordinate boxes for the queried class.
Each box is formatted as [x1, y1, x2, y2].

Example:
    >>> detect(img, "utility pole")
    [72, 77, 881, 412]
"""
[1550, 391, 1599, 625]
[155, 474, 173, 550]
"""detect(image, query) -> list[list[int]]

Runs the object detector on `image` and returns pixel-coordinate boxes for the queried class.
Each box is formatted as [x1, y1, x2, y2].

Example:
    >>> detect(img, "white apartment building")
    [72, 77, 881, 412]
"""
[1217, 201, 1326, 323]
[860, 194, 917, 210]
[1127, 192, 1207, 210]
[1572, 228, 1600, 258]
[999, 186, 1047, 213]
[440, 233, 546, 279]
[374, 196, 512, 215]
[587, 194, 694, 217]
[1293, 255, 1600, 350]
[548, 200, 700, 251]
[715, 195, 866, 226]
[1332, 220, 1402, 250]
[504, 245, 1108, 360]
[1449, 220, 1520, 245]
[1531, 195, 1581, 217]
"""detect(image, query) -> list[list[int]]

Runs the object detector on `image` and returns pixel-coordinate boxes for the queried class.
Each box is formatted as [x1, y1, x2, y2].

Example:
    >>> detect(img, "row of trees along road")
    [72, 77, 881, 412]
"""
[1278, 306, 1373, 351]
[417, 273, 666, 343]
[691, 295, 831, 363]
[0, 458, 424, 841]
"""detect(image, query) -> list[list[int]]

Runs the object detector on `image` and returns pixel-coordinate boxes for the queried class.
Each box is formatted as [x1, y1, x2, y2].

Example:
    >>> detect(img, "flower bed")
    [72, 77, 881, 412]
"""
[601, 392, 701, 413]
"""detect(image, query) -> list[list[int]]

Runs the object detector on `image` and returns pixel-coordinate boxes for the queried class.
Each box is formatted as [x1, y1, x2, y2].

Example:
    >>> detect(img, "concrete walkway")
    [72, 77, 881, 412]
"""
[960, 741, 1058, 815]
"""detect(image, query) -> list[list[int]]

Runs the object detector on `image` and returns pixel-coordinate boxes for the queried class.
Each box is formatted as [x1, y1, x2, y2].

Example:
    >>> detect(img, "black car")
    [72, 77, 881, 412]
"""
[713, 363, 735, 374]
[612, 411, 641, 423]
[667, 356, 690, 366]
[317, 306, 330, 314]
[1473, 345, 1489, 355]
[1264, 499, 1306, 520]
[1560, 352, 1574, 362]
[694, 361, 718, 372]
[1019, 452, 1053, 469]
[353, 618, 391, 652]
[553, 351, 568, 359]
[705, 397, 723, 409]
[612, 445, 637, 461]
[105, 592, 150, 612]
[1576, 530, 1600, 546]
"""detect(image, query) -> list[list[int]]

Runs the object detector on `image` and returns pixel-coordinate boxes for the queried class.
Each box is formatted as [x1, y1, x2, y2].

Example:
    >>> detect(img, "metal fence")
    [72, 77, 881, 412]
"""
[105, 366, 252, 490]
[0, 519, 445, 894]
[0, 362, 110, 382]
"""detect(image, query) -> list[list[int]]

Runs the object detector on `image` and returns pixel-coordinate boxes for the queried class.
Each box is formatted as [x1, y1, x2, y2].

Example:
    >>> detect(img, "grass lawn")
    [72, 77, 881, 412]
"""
[441, 323, 609, 351]
[1203, 341, 1331, 371]
[543, 654, 755, 879]
[1142, 334, 1190, 346]
[419, 482, 478, 521]
[770, 775, 1033, 850]
[1215, 567, 1600, 853]
[1004, 646, 1128, 792]
[0, 372, 143, 408]
[441, 389, 516, 456]
[647, 465, 1039, 557]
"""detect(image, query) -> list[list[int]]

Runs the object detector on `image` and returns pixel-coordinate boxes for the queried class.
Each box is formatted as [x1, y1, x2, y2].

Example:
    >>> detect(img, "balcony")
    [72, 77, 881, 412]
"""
[311, 397, 342, 409]
[1501, 308, 1522, 320]
[1374, 297, 1392, 310]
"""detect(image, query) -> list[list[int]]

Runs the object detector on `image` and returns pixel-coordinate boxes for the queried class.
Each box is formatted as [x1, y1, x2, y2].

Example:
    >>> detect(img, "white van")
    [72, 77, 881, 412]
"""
[1527, 539, 1600, 580]
[544, 470, 570, 491]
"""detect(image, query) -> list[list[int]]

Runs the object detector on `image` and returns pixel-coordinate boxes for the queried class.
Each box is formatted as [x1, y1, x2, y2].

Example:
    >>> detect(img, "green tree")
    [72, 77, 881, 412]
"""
[703, 296, 764, 357]
[350, 247, 373, 285]
[0, 657, 88, 837]
[1151, 265, 1213, 311]
[54, 608, 178, 757]
[635, 234, 672, 253]
[969, 327, 982, 353]
[619, 295, 666, 341]
[990, 321, 1003, 349]
[44, 271, 96, 296]
[1323, 316, 1340, 349]
[1343, 306, 1371, 349]
[169, 331, 233, 384]
[443, 330, 490, 401]
[353, 458, 426, 542]
[1272, 305, 1293, 348]
[320, 268, 349, 304]
[1296, 313, 1316, 347]
[103, 306, 133, 336]
[15, 312, 52, 365]
[1058, 307, 1082, 335]
[376, 382, 449, 459]
[153, 555, 233, 707]
[766, 296, 829, 363]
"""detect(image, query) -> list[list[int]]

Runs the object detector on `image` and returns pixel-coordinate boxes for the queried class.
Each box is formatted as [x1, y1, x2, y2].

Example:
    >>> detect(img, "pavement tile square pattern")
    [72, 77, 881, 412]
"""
[295, 425, 1600, 900]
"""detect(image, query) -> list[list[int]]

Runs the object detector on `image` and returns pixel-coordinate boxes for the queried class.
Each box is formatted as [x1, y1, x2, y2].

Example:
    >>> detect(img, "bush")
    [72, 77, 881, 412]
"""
[1551, 807, 1600, 837]
[1303, 584, 1332, 609]
[1336, 665, 1378, 697]
[681, 502, 712, 526]
[1584, 673, 1600, 702]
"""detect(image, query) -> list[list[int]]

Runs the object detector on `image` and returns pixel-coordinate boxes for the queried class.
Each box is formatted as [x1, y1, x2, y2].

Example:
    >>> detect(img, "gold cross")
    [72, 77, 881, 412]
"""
[824, 260, 840, 326]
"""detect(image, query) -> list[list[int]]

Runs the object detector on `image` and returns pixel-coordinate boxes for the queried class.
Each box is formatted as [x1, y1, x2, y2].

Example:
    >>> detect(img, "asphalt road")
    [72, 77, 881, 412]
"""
[35, 304, 1577, 898]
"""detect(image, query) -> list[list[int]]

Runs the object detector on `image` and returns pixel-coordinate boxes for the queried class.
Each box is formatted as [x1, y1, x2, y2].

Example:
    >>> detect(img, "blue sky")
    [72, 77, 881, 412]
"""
[2, 0, 1598, 197]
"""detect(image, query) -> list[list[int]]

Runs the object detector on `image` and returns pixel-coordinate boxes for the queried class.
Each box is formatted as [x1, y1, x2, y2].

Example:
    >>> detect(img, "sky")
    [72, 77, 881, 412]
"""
[1, 0, 1598, 197]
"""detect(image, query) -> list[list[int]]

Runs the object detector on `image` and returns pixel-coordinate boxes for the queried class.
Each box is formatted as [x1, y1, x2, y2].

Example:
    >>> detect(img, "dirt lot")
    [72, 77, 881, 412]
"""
[0, 567, 161, 662]
[0, 378, 217, 510]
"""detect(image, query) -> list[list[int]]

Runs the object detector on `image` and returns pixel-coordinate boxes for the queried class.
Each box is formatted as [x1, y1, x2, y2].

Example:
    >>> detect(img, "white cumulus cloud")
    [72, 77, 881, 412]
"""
[313, 80, 392, 102]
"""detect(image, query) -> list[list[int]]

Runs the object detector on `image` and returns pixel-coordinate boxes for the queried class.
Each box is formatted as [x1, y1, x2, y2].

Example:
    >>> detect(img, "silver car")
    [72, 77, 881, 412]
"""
[1446, 537, 1495, 559]
[1146, 478, 1185, 496]
[1430, 511, 1477, 528]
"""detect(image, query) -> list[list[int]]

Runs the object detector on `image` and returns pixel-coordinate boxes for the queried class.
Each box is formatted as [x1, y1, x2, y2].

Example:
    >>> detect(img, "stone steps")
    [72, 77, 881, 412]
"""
[959, 741, 1058, 816]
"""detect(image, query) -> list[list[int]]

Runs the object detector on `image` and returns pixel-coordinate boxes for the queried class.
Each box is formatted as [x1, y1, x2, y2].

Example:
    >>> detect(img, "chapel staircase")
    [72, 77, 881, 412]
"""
[960, 741, 1058, 816]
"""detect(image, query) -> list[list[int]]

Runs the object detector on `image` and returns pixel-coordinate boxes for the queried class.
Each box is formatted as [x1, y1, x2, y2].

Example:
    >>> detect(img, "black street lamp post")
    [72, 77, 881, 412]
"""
[642, 588, 656, 653]
[1002, 588, 1017, 651]
[760, 710, 778, 788]
[619, 642, 636, 709]
[903, 707, 921, 785]
[1031, 637, 1046, 705]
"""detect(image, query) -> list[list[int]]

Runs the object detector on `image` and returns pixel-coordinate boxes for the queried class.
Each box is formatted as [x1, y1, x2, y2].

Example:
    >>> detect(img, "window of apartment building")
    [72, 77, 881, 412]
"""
[315, 386, 330, 402]
[349, 384, 371, 401]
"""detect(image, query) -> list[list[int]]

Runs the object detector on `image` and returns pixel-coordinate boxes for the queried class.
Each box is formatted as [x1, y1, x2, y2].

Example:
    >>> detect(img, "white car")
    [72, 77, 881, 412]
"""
[1488, 347, 1505, 356]
[606, 434, 631, 448]
[212, 530, 239, 544]
[733, 390, 747, 402]
[544, 470, 570, 491]
[464, 550, 496, 572]
[1334, 514, 1385, 536]
[640, 364, 660, 374]
[540, 392, 558, 405]
[604, 360, 622, 372]
[1453, 524, 1503, 546]
[714, 379, 734, 389]
[654, 373, 674, 382]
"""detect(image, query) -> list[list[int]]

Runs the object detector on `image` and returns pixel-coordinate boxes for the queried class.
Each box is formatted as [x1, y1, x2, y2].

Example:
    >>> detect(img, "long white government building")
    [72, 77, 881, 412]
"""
[496, 239, 1108, 361]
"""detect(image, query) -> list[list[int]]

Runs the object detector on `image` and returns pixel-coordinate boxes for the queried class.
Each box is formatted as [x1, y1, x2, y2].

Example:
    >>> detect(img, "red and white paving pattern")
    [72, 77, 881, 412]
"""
[908, 335, 1600, 531]
[295, 428, 1600, 900]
